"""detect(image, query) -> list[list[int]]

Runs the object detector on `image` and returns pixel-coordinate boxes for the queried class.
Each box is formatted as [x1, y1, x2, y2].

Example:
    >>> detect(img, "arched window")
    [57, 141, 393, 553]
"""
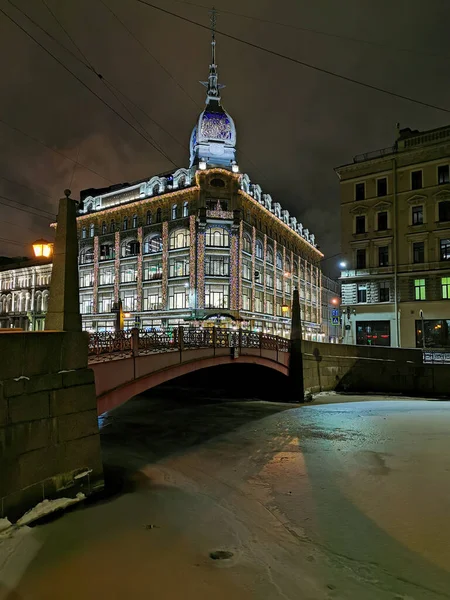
[439, 200, 450, 222]
[99, 244, 115, 261]
[276, 251, 283, 269]
[178, 176, 186, 188]
[89, 223, 95, 238]
[156, 208, 162, 223]
[255, 239, 263, 259]
[243, 233, 252, 253]
[110, 220, 115, 233]
[101, 221, 107, 235]
[169, 228, 190, 249]
[35, 292, 42, 313]
[143, 235, 163, 254]
[206, 227, 229, 248]
[79, 247, 94, 264]
[81, 226, 87, 239]
[146, 210, 152, 225]
[121, 239, 140, 257]
[182, 201, 189, 217]
[123, 217, 128, 231]
[172, 204, 178, 220]
[152, 184, 159, 195]
[293, 260, 298, 275]
[132, 214, 138, 228]
[25, 293, 31, 312]
[42, 292, 49, 312]
[266, 246, 274, 264]
[285, 258, 291, 273]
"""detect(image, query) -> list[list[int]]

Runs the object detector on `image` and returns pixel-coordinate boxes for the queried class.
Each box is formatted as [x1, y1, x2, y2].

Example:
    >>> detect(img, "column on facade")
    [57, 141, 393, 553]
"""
[114, 231, 120, 304]
[136, 226, 143, 311]
[238, 221, 243, 310]
[93, 236, 99, 314]
[282, 246, 286, 308]
[196, 227, 205, 309]
[189, 215, 197, 309]
[229, 226, 239, 311]
[273, 239, 278, 319]
[161, 221, 169, 309]
[263, 234, 267, 314]
[251, 226, 256, 313]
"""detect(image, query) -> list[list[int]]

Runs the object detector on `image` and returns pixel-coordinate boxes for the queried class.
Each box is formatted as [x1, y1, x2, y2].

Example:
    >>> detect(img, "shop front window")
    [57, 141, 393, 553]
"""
[356, 321, 390, 346]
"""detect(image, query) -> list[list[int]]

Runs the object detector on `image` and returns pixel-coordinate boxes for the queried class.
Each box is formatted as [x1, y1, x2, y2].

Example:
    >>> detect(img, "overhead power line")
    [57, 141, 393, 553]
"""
[134, 0, 450, 114]
[0, 237, 28, 248]
[0, 193, 55, 220]
[0, 174, 53, 199]
[174, 0, 450, 62]
[1, 6, 177, 166]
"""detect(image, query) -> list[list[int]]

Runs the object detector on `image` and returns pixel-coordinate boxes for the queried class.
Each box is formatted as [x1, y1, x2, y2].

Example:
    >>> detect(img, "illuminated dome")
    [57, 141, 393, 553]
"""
[189, 25, 237, 168]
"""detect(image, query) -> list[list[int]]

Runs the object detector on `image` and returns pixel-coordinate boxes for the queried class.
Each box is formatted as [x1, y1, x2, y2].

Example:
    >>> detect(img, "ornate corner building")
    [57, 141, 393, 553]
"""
[76, 32, 324, 337]
[336, 124, 450, 348]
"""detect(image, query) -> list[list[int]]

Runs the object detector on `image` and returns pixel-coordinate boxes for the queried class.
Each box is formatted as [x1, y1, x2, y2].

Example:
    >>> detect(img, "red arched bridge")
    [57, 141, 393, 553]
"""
[88, 327, 290, 414]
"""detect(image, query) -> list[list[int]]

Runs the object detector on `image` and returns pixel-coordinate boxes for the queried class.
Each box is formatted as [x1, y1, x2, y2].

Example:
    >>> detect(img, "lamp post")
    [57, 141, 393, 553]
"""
[288, 286, 304, 402]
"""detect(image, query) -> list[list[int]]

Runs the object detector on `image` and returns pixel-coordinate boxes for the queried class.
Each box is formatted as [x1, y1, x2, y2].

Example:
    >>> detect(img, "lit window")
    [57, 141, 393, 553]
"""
[169, 228, 190, 249]
[81, 227, 87, 239]
[255, 239, 263, 259]
[205, 284, 229, 309]
[143, 235, 162, 254]
[440, 238, 450, 261]
[146, 211, 152, 225]
[276, 252, 283, 269]
[171, 204, 178, 220]
[123, 217, 128, 231]
[357, 284, 367, 303]
[206, 227, 229, 247]
[182, 202, 189, 217]
[442, 277, 450, 299]
[414, 279, 426, 301]
[132, 215, 138, 229]
[101, 221, 107, 234]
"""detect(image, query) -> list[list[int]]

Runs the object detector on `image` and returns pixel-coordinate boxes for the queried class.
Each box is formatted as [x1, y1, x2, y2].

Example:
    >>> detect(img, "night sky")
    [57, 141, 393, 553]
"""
[1, 0, 449, 275]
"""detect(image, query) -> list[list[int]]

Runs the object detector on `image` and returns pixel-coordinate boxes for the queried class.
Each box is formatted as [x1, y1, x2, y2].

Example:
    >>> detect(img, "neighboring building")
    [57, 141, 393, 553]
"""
[75, 32, 324, 338]
[336, 124, 450, 348]
[321, 275, 341, 343]
[0, 259, 51, 330]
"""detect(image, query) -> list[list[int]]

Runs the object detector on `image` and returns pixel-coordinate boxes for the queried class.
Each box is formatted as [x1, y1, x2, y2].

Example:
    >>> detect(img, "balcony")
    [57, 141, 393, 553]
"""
[206, 209, 234, 220]
[340, 267, 393, 279]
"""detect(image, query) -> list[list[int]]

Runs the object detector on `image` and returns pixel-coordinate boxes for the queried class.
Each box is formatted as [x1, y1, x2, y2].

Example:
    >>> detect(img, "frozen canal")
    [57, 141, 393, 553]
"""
[2, 392, 450, 599]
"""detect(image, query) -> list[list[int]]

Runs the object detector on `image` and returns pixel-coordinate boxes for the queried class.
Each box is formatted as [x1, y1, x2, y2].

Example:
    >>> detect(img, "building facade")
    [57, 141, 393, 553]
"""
[336, 124, 450, 348]
[0, 260, 51, 330]
[76, 33, 324, 337]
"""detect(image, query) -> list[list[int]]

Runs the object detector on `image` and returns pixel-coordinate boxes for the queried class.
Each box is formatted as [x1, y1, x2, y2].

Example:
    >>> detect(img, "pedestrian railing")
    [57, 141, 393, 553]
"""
[88, 326, 290, 359]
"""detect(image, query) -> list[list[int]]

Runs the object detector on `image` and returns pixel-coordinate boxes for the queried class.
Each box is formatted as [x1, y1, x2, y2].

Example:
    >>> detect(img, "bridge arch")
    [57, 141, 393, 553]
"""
[95, 353, 288, 415]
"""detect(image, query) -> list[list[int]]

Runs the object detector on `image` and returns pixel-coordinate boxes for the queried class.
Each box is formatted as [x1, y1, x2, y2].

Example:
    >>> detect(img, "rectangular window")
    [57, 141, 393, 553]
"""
[440, 239, 450, 261]
[356, 249, 366, 269]
[379, 282, 390, 302]
[355, 215, 366, 234]
[205, 284, 229, 309]
[143, 286, 162, 310]
[168, 285, 188, 309]
[355, 182, 365, 201]
[99, 267, 114, 286]
[377, 211, 388, 231]
[411, 170, 423, 190]
[438, 201, 450, 222]
[357, 284, 367, 303]
[378, 246, 389, 267]
[143, 260, 162, 281]
[205, 256, 229, 276]
[169, 257, 189, 278]
[98, 292, 113, 313]
[242, 287, 251, 310]
[276, 274, 282, 291]
[356, 321, 390, 346]
[120, 263, 137, 283]
[120, 289, 137, 311]
[266, 271, 274, 289]
[377, 177, 387, 197]
[438, 164, 449, 184]
[79, 294, 93, 315]
[254, 291, 263, 313]
[79, 271, 93, 288]
[266, 294, 274, 314]
[413, 241, 425, 264]
[416, 319, 450, 348]
[242, 259, 251, 281]
[412, 205, 423, 225]
[414, 279, 426, 301]
[276, 298, 283, 316]
[442, 277, 450, 299]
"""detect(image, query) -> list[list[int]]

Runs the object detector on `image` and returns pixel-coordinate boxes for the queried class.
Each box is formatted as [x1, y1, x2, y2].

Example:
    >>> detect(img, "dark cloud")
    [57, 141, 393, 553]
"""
[1, 0, 449, 274]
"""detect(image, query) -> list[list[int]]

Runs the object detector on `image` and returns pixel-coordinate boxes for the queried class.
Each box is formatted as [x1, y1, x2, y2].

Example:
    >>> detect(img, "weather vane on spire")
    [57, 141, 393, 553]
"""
[200, 5, 225, 103]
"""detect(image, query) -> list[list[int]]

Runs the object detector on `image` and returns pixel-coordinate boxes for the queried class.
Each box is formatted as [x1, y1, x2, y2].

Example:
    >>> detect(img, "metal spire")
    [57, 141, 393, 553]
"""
[200, 6, 225, 103]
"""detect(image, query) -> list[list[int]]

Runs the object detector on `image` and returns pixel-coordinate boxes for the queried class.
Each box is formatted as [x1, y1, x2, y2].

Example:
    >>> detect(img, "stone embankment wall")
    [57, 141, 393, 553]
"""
[302, 341, 449, 397]
[0, 331, 104, 521]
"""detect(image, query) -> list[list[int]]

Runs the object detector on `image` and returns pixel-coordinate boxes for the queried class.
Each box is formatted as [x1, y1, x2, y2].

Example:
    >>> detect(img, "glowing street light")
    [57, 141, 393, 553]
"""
[331, 297, 340, 305]
[339, 261, 347, 268]
[281, 304, 289, 314]
[32, 239, 53, 258]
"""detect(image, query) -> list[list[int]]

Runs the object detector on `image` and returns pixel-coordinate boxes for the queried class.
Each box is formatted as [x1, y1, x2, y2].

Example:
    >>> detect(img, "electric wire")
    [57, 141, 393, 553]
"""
[134, 0, 450, 114]
[0, 193, 55, 220]
[0, 6, 178, 165]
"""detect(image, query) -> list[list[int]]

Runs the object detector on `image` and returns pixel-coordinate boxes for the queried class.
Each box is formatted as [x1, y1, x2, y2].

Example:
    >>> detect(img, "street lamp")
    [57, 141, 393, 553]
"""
[339, 261, 347, 269]
[32, 239, 53, 258]
[331, 297, 340, 305]
[281, 304, 289, 315]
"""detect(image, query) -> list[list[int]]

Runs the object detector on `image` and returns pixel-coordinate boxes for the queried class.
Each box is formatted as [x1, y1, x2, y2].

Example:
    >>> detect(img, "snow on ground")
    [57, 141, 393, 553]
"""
[16, 493, 85, 527]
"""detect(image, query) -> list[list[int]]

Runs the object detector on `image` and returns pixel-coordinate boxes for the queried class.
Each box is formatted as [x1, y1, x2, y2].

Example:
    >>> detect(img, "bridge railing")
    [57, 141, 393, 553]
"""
[88, 326, 290, 358]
